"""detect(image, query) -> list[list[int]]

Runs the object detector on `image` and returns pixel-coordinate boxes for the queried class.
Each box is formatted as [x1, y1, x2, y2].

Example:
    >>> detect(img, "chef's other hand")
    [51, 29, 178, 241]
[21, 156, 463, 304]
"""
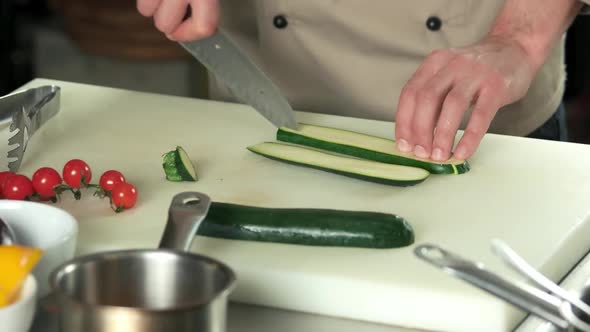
[137, 0, 219, 42]
[394, 37, 536, 162]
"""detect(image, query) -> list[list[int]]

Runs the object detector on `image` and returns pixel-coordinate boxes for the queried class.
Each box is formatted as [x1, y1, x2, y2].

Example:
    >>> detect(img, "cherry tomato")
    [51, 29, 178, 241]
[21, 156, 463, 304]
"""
[32, 167, 62, 199]
[62, 159, 92, 188]
[3, 175, 34, 200]
[99, 170, 126, 192]
[0, 171, 16, 198]
[111, 182, 138, 211]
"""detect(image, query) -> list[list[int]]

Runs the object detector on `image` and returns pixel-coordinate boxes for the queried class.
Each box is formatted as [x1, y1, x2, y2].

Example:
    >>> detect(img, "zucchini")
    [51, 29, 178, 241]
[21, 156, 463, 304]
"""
[162, 146, 198, 182]
[197, 202, 415, 249]
[247, 142, 429, 186]
[277, 123, 470, 175]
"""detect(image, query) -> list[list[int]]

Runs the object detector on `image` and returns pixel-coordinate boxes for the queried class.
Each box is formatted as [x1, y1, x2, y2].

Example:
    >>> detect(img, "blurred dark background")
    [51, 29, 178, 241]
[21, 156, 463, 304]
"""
[1, 0, 208, 100]
[1, 0, 589, 143]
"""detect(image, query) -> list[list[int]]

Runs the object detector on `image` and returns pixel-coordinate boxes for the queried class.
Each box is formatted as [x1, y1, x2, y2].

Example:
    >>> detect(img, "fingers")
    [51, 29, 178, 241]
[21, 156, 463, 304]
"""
[168, 0, 220, 41]
[395, 50, 455, 153]
[453, 87, 502, 160]
[136, 0, 219, 41]
[153, 0, 190, 35]
[396, 50, 505, 162]
[407, 69, 455, 159]
[431, 79, 480, 161]
[137, 0, 162, 17]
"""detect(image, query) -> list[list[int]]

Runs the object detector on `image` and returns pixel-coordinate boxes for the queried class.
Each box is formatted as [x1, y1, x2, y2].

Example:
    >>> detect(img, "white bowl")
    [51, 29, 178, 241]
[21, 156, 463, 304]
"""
[0, 200, 78, 297]
[0, 275, 37, 332]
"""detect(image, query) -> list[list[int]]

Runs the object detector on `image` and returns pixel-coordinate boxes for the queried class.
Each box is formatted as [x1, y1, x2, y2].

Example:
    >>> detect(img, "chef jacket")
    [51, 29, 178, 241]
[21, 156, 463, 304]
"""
[208, 1, 587, 137]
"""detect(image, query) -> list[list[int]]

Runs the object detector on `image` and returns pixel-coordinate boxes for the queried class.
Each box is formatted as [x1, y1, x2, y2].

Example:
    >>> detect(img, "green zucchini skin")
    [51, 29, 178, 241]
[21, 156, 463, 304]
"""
[277, 125, 470, 175]
[162, 150, 184, 182]
[196, 202, 415, 249]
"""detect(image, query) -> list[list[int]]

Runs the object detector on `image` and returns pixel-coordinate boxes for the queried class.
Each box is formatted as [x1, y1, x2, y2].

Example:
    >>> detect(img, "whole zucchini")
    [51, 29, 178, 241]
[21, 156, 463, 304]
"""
[196, 202, 415, 249]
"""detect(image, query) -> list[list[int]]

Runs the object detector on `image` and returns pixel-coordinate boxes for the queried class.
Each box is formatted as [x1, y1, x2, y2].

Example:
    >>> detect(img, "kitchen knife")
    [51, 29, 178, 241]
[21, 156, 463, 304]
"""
[179, 31, 298, 130]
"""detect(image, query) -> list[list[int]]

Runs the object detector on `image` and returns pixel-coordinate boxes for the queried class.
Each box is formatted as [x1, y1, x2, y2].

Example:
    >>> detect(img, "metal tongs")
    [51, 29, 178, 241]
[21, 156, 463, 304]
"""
[415, 240, 590, 331]
[0, 85, 61, 172]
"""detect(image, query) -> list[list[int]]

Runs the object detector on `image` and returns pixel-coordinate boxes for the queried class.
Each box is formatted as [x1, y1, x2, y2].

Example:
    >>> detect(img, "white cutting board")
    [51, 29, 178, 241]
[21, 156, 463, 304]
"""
[7, 79, 590, 332]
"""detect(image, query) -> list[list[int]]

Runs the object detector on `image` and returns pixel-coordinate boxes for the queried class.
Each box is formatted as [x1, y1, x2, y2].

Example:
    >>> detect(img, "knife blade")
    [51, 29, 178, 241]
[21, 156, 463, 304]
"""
[179, 31, 297, 130]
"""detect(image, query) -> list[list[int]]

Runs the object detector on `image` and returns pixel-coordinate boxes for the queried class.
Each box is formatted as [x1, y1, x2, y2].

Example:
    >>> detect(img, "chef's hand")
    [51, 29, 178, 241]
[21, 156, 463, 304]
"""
[394, 36, 537, 162]
[136, 0, 219, 41]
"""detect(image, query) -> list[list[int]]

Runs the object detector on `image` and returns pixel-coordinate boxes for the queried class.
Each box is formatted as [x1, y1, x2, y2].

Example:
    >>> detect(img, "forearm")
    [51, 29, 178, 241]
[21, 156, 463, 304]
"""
[487, 0, 582, 70]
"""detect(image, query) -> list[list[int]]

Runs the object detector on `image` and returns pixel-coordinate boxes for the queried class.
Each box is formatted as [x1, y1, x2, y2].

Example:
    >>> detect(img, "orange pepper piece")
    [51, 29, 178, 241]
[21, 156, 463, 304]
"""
[0, 245, 43, 307]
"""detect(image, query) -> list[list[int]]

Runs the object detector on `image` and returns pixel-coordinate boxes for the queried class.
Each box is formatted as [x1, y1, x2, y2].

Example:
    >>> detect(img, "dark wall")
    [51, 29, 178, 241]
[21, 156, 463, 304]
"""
[1, 0, 52, 95]
[564, 15, 590, 100]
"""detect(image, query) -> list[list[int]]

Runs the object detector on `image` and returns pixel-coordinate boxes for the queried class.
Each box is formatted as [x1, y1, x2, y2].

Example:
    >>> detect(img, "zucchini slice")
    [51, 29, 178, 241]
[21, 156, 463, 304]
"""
[277, 123, 470, 175]
[162, 146, 198, 182]
[197, 202, 415, 249]
[247, 142, 429, 186]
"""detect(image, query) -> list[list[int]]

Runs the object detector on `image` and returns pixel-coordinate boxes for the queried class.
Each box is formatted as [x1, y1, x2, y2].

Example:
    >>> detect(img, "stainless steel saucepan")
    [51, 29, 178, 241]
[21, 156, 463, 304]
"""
[49, 192, 236, 332]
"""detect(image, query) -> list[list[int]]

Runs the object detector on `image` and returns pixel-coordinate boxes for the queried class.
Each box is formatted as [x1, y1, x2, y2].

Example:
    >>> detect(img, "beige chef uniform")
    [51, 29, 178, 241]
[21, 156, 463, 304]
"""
[208, 1, 586, 137]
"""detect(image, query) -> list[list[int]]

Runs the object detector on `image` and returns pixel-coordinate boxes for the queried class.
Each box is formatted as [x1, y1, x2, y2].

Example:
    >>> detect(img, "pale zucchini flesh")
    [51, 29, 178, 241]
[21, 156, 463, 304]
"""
[277, 124, 470, 174]
[176, 146, 198, 180]
[247, 142, 429, 186]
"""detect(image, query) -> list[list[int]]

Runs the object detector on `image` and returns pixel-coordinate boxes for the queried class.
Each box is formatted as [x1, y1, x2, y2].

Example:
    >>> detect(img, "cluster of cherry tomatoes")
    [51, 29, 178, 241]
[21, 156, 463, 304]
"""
[0, 159, 138, 212]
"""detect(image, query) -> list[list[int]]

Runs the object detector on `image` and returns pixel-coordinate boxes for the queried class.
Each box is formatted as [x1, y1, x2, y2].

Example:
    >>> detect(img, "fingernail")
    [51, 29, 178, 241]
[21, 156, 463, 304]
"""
[166, 34, 176, 41]
[432, 148, 445, 161]
[397, 139, 411, 152]
[414, 145, 429, 159]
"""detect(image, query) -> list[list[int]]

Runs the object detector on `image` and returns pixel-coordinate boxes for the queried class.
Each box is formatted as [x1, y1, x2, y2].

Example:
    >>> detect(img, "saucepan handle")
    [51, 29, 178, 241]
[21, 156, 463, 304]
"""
[159, 192, 212, 251]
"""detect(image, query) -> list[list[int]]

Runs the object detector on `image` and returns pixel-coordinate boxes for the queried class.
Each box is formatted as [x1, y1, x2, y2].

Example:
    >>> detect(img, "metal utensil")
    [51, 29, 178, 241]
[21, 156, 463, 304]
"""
[179, 30, 298, 130]
[0, 217, 17, 245]
[414, 242, 590, 331]
[491, 240, 590, 331]
[50, 192, 236, 332]
[0, 85, 61, 172]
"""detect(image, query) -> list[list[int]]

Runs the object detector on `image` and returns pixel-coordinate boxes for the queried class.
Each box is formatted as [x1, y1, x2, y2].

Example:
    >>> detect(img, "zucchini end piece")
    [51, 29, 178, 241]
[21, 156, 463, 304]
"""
[162, 146, 198, 182]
